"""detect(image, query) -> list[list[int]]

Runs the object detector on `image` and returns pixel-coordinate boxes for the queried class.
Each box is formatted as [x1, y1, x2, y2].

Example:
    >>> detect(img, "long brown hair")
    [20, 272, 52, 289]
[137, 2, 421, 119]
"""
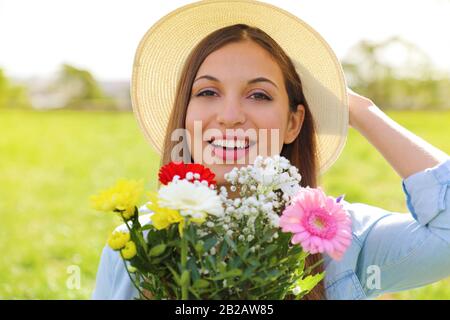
[161, 24, 325, 300]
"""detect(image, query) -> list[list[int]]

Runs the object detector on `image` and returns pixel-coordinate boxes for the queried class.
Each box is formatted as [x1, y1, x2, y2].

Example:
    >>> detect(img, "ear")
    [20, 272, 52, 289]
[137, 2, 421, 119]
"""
[284, 104, 305, 144]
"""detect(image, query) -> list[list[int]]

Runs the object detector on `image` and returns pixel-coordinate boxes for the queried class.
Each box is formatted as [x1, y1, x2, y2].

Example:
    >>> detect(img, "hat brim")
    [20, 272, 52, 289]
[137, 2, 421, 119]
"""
[131, 0, 348, 175]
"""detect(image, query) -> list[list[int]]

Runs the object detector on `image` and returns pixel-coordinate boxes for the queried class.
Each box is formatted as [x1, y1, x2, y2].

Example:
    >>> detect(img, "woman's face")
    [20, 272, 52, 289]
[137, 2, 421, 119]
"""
[185, 40, 304, 185]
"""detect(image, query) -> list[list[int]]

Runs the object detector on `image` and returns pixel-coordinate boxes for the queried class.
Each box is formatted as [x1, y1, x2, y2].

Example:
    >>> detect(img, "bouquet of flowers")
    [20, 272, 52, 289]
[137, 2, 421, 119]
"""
[91, 155, 352, 299]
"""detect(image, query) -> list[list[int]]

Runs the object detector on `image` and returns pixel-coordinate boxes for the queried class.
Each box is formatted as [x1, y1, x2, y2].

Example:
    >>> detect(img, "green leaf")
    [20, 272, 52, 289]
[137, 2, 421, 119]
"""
[166, 265, 182, 286]
[187, 223, 198, 244]
[226, 268, 243, 277]
[248, 259, 261, 268]
[149, 244, 166, 257]
[229, 255, 243, 269]
[205, 255, 216, 271]
[266, 269, 282, 281]
[180, 270, 190, 286]
[242, 265, 258, 279]
[203, 236, 218, 252]
[141, 224, 154, 231]
[146, 229, 164, 246]
[261, 244, 278, 257]
[192, 279, 210, 289]
[269, 256, 277, 266]
[224, 235, 237, 251]
[295, 272, 325, 294]
[194, 241, 204, 255]
[187, 257, 200, 282]
[218, 240, 229, 260]
[209, 268, 242, 280]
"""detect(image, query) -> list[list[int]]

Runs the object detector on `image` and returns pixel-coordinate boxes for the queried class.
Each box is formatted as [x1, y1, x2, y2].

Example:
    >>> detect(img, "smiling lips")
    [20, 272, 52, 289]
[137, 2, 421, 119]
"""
[208, 136, 256, 161]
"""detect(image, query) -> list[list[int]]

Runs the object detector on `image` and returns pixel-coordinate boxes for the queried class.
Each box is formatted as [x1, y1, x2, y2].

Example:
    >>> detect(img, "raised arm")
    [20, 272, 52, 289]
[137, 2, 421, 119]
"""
[347, 87, 449, 179]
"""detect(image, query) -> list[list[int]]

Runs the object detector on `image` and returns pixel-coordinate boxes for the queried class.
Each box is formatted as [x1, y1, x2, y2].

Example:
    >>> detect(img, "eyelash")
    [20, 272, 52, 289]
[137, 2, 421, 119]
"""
[196, 89, 272, 101]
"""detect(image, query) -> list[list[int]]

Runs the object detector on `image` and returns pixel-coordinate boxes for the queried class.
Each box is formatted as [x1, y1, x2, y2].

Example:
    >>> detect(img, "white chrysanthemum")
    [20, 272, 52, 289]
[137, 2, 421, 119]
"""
[158, 179, 224, 217]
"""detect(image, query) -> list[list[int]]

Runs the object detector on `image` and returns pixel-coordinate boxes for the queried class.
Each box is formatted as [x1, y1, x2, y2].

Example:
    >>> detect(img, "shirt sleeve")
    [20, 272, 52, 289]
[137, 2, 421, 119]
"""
[91, 203, 152, 300]
[354, 157, 450, 298]
[91, 245, 115, 299]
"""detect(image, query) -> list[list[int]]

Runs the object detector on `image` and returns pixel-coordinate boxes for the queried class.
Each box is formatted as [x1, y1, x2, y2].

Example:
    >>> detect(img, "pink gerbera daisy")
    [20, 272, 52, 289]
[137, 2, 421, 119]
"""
[279, 187, 352, 260]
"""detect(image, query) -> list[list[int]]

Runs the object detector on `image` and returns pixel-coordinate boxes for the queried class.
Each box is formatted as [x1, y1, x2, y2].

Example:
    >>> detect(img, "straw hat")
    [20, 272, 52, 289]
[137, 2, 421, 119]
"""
[131, 0, 348, 175]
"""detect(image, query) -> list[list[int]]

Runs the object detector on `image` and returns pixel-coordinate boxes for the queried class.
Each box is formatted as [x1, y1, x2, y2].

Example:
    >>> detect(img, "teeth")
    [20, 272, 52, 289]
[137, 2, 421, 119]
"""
[211, 139, 248, 149]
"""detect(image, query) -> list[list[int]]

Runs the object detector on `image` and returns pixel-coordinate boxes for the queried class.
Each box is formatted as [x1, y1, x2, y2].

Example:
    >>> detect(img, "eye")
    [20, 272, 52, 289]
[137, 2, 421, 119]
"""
[249, 91, 272, 101]
[196, 89, 218, 97]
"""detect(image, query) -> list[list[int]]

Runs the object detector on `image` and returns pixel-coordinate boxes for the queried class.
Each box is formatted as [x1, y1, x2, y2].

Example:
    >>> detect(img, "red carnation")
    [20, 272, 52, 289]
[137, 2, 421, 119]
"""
[158, 162, 216, 187]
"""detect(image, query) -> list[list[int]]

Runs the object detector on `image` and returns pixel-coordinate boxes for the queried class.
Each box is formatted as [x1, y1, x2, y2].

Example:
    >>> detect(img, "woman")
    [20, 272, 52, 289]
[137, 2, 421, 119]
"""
[93, 0, 450, 300]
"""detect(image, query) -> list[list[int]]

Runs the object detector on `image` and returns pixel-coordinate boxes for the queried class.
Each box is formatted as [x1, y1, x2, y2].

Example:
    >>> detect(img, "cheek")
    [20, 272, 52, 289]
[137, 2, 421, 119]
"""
[185, 103, 213, 162]
[250, 106, 289, 151]
[185, 102, 214, 129]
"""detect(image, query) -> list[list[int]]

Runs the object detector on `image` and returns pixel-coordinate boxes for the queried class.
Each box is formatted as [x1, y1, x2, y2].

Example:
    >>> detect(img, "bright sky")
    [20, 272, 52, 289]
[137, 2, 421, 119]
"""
[1, 0, 449, 81]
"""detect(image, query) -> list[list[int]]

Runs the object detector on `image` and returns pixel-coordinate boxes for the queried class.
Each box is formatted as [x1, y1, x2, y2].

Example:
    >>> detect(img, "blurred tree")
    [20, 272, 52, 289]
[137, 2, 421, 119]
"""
[52, 64, 118, 110]
[0, 68, 32, 109]
[342, 36, 450, 110]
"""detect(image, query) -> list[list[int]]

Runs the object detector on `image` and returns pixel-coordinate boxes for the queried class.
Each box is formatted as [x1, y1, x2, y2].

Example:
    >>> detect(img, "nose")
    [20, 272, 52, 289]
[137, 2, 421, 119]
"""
[216, 96, 246, 127]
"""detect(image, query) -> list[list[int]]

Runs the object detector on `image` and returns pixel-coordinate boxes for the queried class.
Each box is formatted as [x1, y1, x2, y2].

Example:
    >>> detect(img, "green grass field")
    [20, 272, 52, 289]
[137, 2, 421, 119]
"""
[0, 109, 449, 299]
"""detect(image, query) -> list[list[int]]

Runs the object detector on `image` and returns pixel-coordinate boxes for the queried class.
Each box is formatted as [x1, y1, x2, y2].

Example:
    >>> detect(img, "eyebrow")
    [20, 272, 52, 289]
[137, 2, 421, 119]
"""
[193, 75, 278, 89]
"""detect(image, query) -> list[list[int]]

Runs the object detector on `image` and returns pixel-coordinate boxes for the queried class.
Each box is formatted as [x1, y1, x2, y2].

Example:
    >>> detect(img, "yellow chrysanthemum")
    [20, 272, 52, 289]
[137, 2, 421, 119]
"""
[151, 209, 183, 229]
[90, 179, 144, 220]
[147, 192, 184, 235]
[107, 230, 130, 250]
[121, 241, 137, 260]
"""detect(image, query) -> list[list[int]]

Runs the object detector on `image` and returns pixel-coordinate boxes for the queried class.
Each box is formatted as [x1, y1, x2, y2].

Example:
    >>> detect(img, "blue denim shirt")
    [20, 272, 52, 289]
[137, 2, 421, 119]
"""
[92, 158, 450, 300]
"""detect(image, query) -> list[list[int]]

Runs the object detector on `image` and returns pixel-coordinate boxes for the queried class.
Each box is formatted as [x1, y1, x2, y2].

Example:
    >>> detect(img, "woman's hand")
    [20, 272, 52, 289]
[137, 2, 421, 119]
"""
[346, 87, 375, 130]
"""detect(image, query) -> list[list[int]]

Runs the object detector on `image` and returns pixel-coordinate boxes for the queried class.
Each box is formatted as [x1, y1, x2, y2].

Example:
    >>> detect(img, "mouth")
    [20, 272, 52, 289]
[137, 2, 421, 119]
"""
[207, 136, 256, 162]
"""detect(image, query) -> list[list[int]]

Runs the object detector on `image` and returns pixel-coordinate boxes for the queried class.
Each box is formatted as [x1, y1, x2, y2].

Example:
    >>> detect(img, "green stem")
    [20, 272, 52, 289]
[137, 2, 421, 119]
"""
[120, 255, 146, 299]
[181, 233, 188, 300]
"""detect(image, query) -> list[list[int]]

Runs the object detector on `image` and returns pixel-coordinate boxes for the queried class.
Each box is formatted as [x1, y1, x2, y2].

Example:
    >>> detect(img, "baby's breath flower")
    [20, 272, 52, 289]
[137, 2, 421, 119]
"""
[186, 172, 194, 180]
[292, 286, 302, 295]
[201, 180, 209, 186]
